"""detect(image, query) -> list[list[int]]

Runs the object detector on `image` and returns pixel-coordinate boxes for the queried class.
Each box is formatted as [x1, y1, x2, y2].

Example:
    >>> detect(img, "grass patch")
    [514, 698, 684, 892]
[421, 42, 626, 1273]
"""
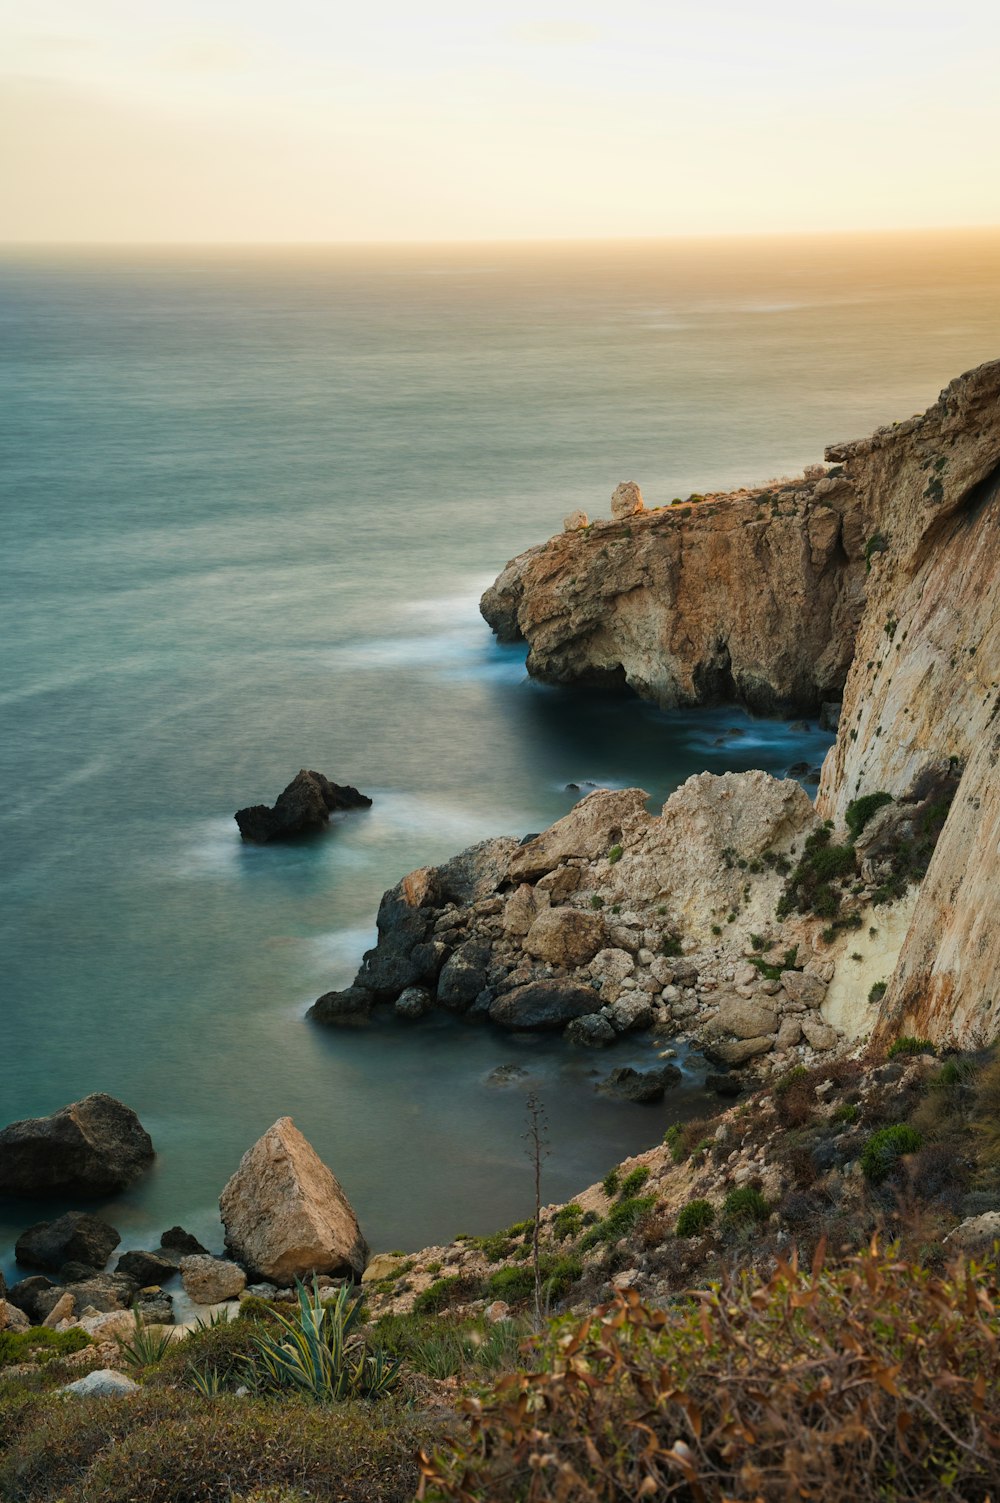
[887, 1036, 936, 1058]
[580, 1196, 658, 1251]
[617, 1166, 650, 1199]
[0, 1328, 91, 1369]
[722, 1187, 769, 1226]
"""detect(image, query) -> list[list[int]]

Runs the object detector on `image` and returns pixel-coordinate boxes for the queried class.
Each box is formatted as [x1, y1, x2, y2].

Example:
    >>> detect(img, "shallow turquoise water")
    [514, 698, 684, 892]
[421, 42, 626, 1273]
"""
[2, 233, 998, 1274]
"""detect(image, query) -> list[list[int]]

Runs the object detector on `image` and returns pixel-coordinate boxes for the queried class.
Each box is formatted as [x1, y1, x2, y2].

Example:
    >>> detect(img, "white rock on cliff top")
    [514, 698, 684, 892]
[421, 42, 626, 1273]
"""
[220, 1117, 369, 1283]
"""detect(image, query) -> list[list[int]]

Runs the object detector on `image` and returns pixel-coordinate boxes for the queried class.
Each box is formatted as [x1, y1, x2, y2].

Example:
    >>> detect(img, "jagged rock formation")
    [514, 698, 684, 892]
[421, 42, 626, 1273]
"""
[481, 360, 1000, 1048]
[481, 472, 864, 714]
[235, 769, 371, 844]
[0, 1094, 154, 1198]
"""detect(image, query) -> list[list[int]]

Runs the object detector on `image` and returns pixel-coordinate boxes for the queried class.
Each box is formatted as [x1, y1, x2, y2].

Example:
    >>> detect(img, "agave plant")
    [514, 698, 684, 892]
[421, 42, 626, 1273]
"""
[249, 1277, 400, 1403]
[116, 1305, 175, 1368]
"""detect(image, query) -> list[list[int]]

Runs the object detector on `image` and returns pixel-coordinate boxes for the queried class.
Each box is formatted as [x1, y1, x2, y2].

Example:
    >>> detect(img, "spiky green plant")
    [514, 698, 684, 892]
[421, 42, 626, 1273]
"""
[248, 1278, 400, 1403]
[116, 1307, 174, 1369]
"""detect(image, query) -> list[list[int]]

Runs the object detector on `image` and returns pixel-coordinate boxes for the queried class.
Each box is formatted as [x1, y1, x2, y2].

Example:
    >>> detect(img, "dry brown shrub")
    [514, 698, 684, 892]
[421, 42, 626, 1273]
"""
[418, 1244, 1000, 1503]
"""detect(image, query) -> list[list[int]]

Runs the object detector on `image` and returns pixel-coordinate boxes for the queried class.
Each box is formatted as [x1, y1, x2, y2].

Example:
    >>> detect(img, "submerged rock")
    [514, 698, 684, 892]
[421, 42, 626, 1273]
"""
[220, 1117, 368, 1282]
[0, 1093, 154, 1198]
[115, 1249, 178, 1286]
[598, 1064, 682, 1102]
[235, 769, 371, 844]
[14, 1212, 121, 1273]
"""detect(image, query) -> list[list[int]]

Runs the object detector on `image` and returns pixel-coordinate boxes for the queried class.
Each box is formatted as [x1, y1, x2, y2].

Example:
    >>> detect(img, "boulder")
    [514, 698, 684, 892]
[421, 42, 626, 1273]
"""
[598, 1064, 681, 1102]
[705, 1035, 775, 1065]
[943, 1212, 1000, 1255]
[0, 1299, 30, 1333]
[800, 1016, 839, 1051]
[508, 789, 651, 882]
[608, 995, 654, 1032]
[42, 1292, 76, 1327]
[781, 971, 827, 1008]
[715, 995, 779, 1041]
[220, 1117, 368, 1282]
[135, 1289, 174, 1324]
[563, 509, 589, 531]
[77, 1309, 135, 1341]
[535, 866, 581, 898]
[235, 769, 371, 844]
[564, 1013, 616, 1047]
[589, 948, 635, 984]
[62, 1369, 139, 1398]
[610, 481, 645, 519]
[15, 1212, 121, 1273]
[361, 1253, 407, 1284]
[159, 1226, 207, 1257]
[180, 1254, 246, 1305]
[115, 1249, 178, 1286]
[436, 942, 491, 1012]
[489, 980, 599, 1031]
[502, 884, 548, 937]
[6, 1275, 56, 1322]
[775, 1016, 803, 1049]
[0, 1093, 154, 1198]
[706, 1073, 743, 1098]
[308, 985, 375, 1026]
[394, 986, 433, 1019]
[523, 908, 606, 968]
[62, 1272, 140, 1314]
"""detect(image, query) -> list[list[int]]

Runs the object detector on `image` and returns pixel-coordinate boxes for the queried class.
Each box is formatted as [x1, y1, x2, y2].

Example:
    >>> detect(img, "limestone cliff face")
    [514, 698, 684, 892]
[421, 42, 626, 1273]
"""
[817, 360, 1000, 823]
[481, 476, 864, 714]
[482, 359, 1000, 1047]
[814, 361, 1000, 1047]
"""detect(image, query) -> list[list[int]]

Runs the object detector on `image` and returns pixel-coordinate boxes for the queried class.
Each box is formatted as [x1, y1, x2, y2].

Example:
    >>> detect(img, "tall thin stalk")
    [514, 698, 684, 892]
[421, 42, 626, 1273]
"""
[522, 1092, 549, 1329]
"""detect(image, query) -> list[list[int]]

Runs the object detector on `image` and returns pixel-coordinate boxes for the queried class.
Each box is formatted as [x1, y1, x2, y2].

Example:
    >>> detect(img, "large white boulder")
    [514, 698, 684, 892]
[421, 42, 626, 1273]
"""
[220, 1117, 368, 1283]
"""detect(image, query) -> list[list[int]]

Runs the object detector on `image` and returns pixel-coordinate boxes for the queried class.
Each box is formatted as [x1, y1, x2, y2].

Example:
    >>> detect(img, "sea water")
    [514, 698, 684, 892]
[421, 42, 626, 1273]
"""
[2, 231, 998, 1274]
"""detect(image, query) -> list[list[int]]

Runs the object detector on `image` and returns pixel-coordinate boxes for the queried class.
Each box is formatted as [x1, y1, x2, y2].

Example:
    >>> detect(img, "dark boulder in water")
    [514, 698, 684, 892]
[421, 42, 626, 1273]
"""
[235, 769, 372, 844]
[0, 1093, 154, 1198]
[489, 980, 599, 1031]
[159, 1226, 207, 1257]
[597, 1064, 682, 1102]
[15, 1212, 121, 1273]
[308, 985, 376, 1026]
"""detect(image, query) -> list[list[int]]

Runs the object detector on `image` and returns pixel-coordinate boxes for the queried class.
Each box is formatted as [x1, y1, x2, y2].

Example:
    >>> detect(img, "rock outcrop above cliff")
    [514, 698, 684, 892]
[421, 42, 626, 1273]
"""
[235, 770, 372, 844]
[481, 471, 864, 713]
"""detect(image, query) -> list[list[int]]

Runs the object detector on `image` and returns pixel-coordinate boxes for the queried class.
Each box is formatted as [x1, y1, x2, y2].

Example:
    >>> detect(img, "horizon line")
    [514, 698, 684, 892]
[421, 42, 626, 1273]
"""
[3, 223, 1000, 253]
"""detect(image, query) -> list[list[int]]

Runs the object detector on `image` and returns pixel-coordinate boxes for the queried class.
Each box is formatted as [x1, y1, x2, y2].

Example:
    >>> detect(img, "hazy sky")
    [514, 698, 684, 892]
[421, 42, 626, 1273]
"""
[2, 0, 998, 242]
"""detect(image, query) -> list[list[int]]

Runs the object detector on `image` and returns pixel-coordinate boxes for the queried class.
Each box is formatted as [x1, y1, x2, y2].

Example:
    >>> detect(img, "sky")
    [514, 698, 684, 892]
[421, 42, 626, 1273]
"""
[2, 0, 999, 243]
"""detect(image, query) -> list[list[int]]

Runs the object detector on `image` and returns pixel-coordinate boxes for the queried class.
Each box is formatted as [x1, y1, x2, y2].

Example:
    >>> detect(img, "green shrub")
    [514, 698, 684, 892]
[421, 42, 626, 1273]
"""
[887, 1036, 936, 1058]
[868, 980, 887, 1004]
[601, 1168, 620, 1198]
[471, 1233, 513, 1263]
[412, 1276, 465, 1316]
[589, 895, 604, 910]
[772, 1066, 808, 1096]
[845, 792, 894, 839]
[551, 1204, 584, 1242]
[675, 1200, 715, 1238]
[0, 1327, 90, 1369]
[860, 1124, 923, 1183]
[659, 930, 683, 957]
[617, 1166, 650, 1199]
[863, 532, 890, 571]
[832, 1102, 860, 1125]
[722, 1187, 769, 1226]
[607, 844, 623, 864]
[486, 1257, 582, 1306]
[580, 1196, 657, 1251]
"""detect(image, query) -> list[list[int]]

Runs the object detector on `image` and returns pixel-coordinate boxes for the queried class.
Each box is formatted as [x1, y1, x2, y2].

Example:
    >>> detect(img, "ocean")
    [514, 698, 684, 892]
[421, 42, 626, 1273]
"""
[2, 230, 999, 1275]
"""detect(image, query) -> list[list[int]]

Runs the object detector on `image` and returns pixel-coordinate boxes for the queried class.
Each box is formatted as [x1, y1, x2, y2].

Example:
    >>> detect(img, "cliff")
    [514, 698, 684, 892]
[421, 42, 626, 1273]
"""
[480, 475, 864, 714]
[481, 360, 1000, 1047]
